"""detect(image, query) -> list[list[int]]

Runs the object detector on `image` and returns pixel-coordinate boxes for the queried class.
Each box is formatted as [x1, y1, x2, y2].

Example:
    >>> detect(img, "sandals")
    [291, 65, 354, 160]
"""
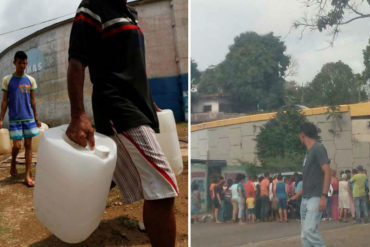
[23, 180, 35, 188]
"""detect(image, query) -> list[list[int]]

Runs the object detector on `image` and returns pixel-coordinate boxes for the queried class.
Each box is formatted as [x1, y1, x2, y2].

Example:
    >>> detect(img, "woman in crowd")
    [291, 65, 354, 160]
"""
[213, 178, 225, 223]
[219, 179, 233, 222]
[331, 170, 340, 220]
[235, 174, 246, 224]
[339, 173, 351, 223]
[255, 176, 263, 221]
[231, 179, 239, 222]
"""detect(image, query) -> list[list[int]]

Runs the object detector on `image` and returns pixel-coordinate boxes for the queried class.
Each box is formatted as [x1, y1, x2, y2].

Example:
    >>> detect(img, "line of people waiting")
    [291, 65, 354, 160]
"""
[192, 165, 369, 224]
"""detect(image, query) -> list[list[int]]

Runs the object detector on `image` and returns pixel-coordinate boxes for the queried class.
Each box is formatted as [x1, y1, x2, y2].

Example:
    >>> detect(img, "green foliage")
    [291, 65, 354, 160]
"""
[303, 61, 367, 107]
[364, 39, 370, 83]
[256, 108, 309, 171]
[197, 66, 223, 94]
[191, 59, 202, 85]
[197, 32, 290, 113]
[294, 0, 370, 43]
[284, 81, 304, 106]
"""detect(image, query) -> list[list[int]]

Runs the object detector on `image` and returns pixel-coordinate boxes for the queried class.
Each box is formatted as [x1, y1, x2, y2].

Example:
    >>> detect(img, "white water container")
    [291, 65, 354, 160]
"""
[32, 122, 49, 153]
[0, 128, 12, 154]
[156, 110, 183, 175]
[34, 125, 117, 243]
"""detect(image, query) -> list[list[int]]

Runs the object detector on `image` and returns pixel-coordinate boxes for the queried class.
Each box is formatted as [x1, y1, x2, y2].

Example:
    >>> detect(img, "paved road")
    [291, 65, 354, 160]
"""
[191, 220, 359, 247]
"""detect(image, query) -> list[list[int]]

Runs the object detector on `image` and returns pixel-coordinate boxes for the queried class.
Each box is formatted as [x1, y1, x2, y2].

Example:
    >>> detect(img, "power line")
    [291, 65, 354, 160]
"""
[0, 12, 75, 37]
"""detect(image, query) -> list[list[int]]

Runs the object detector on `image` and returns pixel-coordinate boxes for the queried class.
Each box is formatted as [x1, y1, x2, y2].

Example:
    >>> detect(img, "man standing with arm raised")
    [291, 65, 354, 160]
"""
[289, 122, 331, 247]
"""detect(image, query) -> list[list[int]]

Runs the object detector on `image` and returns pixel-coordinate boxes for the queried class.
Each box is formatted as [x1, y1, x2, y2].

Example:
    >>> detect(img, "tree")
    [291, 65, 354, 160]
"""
[284, 80, 304, 106]
[256, 108, 310, 171]
[294, 0, 370, 44]
[197, 32, 290, 113]
[303, 61, 367, 107]
[364, 39, 370, 83]
[197, 65, 223, 94]
[191, 59, 201, 86]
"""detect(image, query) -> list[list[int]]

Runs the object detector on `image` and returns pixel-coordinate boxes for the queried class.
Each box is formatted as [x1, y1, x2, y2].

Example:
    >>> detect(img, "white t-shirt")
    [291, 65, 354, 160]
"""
[269, 183, 273, 201]
[231, 184, 239, 199]
[328, 184, 333, 197]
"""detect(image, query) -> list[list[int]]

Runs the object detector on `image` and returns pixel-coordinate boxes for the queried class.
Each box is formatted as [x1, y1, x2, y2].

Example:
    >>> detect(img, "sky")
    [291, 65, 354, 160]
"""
[191, 0, 370, 84]
[0, 0, 135, 55]
[0, 0, 79, 53]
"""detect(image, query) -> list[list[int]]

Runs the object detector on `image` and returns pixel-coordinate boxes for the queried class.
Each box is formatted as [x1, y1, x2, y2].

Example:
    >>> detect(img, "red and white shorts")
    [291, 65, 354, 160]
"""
[111, 125, 179, 203]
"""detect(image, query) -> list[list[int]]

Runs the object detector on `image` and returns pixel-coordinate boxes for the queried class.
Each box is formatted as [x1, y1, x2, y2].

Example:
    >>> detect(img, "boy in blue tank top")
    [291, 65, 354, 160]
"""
[0, 51, 41, 187]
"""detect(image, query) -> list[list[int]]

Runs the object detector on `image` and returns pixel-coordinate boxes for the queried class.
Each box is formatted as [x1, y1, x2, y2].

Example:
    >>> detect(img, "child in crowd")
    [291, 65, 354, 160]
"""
[246, 192, 256, 224]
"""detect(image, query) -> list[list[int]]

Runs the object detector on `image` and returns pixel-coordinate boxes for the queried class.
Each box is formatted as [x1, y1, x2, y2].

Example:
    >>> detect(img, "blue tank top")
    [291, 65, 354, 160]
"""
[276, 182, 287, 199]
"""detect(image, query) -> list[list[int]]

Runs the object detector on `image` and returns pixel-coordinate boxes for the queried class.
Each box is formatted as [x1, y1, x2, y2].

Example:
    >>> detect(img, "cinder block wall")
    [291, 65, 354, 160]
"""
[191, 111, 370, 173]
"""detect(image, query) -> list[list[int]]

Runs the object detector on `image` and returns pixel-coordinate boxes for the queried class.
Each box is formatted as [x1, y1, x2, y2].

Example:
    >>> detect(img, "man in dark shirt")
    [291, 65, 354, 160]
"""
[65, 1, 178, 246]
[289, 122, 331, 247]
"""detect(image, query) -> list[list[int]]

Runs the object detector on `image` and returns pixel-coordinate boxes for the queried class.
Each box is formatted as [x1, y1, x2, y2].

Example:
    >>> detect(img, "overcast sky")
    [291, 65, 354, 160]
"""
[0, 0, 79, 53]
[191, 0, 370, 84]
[0, 0, 135, 55]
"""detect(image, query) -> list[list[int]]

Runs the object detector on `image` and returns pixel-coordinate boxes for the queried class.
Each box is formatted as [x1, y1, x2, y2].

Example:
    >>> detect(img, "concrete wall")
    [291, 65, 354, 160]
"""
[0, 0, 188, 126]
[191, 111, 370, 173]
[134, 0, 188, 121]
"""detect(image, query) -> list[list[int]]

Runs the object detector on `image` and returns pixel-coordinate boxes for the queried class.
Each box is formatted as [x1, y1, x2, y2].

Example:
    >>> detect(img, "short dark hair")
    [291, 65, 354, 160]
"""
[300, 122, 319, 139]
[264, 172, 269, 178]
[14, 51, 27, 62]
[235, 173, 245, 183]
[277, 174, 283, 180]
[227, 179, 233, 187]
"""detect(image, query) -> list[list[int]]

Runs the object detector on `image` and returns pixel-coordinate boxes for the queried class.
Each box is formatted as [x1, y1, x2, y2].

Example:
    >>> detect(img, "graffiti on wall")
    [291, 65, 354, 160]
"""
[26, 48, 45, 74]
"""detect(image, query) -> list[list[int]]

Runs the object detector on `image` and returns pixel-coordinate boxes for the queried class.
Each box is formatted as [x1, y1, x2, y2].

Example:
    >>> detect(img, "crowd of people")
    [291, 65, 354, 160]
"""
[192, 165, 370, 224]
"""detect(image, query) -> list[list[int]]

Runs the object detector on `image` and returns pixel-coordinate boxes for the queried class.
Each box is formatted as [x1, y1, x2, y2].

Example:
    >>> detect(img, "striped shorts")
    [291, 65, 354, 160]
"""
[9, 120, 40, 140]
[111, 125, 179, 203]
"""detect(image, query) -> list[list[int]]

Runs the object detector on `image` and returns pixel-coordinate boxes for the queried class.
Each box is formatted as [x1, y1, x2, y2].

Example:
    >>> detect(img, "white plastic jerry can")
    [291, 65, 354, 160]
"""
[0, 128, 12, 154]
[33, 125, 117, 244]
[156, 109, 183, 175]
[32, 122, 49, 153]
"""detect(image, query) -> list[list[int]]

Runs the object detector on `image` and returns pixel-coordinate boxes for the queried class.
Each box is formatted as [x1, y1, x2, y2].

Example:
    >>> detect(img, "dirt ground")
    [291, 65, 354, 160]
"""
[0, 123, 188, 247]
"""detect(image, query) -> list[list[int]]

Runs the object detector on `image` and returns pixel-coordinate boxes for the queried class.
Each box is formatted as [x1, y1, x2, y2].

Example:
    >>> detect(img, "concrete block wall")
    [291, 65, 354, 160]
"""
[172, 0, 188, 76]
[135, 0, 178, 78]
[352, 119, 370, 171]
[192, 111, 370, 173]
[132, 0, 188, 121]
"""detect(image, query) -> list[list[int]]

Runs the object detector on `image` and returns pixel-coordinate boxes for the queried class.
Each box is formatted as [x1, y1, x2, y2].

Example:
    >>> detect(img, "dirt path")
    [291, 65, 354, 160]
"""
[0, 124, 188, 247]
